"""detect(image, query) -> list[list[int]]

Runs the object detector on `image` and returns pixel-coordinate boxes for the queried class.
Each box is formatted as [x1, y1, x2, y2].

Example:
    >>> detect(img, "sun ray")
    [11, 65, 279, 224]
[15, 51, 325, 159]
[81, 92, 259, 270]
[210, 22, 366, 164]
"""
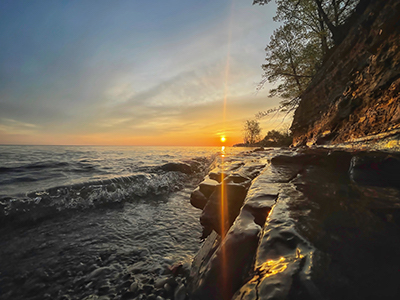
[220, 1, 235, 299]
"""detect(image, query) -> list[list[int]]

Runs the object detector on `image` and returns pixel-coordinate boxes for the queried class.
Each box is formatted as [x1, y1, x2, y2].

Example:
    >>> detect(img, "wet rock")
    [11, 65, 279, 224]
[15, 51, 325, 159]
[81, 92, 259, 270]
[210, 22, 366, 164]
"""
[349, 153, 400, 188]
[200, 183, 248, 236]
[160, 162, 192, 174]
[189, 168, 279, 300]
[129, 281, 139, 293]
[199, 176, 219, 198]
[207, 161, 250, 182]
[189, 231, 220, 277]
[174, 284, 187, 300]
[236, 162, 266, 180]
[224, 174, 251, 187]
[190, 212, 262, 300]
[270, 150, 326, 166]
[208, 168, 228, 183]
[163, 283, 173, 295]
[200, 226, 213, 240]
[190, 187, 208, 210]
[233, 184, 320, 300]
[154, 277, 168, 289]
[143, 283, 154, 293]
[147, 294, 157, 300]
[154, 287, 165, 296]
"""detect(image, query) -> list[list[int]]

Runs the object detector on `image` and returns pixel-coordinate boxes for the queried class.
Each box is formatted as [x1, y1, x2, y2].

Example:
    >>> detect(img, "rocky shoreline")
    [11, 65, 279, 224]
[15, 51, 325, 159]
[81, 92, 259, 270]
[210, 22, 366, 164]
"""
[186, 147, 400, 300]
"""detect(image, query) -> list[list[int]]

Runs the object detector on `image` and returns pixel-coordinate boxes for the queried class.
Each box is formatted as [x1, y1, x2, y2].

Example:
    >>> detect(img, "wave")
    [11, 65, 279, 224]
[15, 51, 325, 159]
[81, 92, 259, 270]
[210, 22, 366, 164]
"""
[0, 157, 215, 226]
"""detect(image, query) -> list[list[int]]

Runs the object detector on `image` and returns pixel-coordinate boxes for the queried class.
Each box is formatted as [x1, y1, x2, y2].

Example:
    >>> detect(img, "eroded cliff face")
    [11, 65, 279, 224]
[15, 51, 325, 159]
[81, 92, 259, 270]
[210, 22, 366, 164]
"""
[291, 0, 400, 147]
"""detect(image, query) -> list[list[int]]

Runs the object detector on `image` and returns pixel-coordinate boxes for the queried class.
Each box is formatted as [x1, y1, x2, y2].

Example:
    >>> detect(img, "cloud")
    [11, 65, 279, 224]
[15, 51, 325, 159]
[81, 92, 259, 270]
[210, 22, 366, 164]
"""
[0, 118, 41, 144]
[0, 118, 38, 133]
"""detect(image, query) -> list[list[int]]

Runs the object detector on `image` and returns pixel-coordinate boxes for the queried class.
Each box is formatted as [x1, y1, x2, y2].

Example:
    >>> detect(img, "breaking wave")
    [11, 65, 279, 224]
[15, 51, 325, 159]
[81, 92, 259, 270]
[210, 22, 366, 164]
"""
[0, 157, 215, 226]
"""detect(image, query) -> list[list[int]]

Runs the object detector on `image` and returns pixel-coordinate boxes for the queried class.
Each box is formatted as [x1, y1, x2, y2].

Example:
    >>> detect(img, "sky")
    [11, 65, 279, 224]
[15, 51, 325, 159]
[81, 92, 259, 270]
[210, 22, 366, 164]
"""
[0, 0, 286, 146]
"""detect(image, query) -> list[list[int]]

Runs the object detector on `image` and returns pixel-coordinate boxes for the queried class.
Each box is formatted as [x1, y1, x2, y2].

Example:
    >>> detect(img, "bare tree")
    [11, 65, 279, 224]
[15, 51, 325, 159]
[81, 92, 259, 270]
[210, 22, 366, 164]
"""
[243, 120, 262, 144]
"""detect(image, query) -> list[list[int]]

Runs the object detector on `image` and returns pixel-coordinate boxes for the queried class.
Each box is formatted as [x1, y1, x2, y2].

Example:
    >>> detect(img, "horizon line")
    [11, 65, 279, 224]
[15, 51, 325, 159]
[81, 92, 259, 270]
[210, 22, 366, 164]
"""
[0, 143, 238, 147]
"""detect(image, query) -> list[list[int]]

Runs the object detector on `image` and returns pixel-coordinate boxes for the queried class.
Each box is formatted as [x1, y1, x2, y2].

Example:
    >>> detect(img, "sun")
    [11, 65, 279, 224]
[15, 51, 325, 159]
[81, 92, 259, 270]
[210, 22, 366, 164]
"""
[220, 136, 226, 143]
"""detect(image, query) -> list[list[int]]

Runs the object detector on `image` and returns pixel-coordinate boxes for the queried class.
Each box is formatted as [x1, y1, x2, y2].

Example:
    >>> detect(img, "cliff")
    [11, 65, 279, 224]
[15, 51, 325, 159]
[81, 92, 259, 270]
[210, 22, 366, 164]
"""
[291, 0, 400, 148]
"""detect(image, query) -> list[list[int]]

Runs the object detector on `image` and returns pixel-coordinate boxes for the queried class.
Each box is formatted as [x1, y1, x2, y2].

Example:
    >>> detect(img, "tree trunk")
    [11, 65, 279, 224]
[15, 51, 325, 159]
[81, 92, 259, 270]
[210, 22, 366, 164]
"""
[318, 10, 329, 56]
[314, 0, 345, 45]
[286, 45, 304, 94]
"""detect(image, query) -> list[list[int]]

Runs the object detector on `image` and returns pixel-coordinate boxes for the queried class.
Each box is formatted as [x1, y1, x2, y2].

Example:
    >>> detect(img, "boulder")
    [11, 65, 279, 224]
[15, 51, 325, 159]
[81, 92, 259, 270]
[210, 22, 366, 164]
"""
[190, 187, 208, 210]
[200, 183, 248, 236]
[198, 176, 219, 198]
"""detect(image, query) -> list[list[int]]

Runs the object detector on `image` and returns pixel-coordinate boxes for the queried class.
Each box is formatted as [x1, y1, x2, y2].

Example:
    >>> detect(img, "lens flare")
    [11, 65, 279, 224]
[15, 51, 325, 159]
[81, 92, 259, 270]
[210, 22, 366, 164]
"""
[219, 2, 234, 299]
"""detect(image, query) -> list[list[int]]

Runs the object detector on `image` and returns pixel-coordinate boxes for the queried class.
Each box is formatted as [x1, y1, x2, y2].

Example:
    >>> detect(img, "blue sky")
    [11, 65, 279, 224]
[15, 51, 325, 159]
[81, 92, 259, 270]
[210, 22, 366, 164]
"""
[0, 0, 283, 145]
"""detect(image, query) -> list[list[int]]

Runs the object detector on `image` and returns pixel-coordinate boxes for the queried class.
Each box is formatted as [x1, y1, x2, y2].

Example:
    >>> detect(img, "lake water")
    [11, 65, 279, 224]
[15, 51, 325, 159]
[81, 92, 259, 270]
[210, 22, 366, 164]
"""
[0, 145, 247, 300]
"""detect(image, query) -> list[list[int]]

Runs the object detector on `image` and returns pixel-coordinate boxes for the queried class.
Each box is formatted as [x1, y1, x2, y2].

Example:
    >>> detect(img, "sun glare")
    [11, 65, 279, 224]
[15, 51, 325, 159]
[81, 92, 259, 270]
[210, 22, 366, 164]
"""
[220, 136, 226, 143]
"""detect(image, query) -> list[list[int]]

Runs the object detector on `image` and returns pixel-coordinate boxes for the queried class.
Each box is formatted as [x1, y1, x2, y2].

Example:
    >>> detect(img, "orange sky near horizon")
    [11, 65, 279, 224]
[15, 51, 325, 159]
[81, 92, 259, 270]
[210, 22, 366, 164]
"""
[0, 91, 290, 146]
[0, 109, 292, 146]
[0, 117, 266, 147]
[0, 131, 241, 147]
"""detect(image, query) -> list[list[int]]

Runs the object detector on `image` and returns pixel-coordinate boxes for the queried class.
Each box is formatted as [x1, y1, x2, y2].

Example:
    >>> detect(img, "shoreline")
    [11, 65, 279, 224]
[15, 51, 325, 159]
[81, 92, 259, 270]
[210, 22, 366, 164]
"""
[186, 146, 400, 300]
